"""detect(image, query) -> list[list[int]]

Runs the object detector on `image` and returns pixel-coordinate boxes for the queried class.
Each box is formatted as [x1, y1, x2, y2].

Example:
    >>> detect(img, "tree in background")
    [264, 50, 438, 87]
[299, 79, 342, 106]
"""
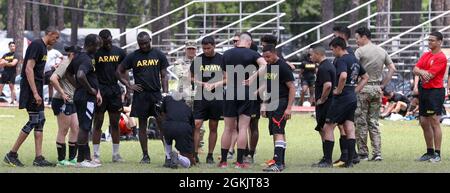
[321, 0, 334, 45]
[117, 0, 127, 47]
[14, 0, 26, 64]
[70, 0, 79, 46]
[32, 0, 41, 39]
[376, 0, 390, 41]
[7, 0, 14, 38]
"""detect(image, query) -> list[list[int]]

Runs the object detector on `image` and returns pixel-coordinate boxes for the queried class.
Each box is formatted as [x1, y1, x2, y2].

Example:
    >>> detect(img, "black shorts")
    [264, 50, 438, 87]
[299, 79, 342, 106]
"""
[301, 78, 315, 87]
[0, 72, 16, 84]
[75, 96, 96, 131]
[267, 98, 289, 136]
[193, 99, 223, 120]
[223, 99, 253, 117]
[131, 91, 161, 119]
[19, 81, 44, 112]
[51, 98, 76, 116]
[44, 70, 54, 85]
[325, 96, 357, 124]
[162, 121, 193, 154]
[96, 84, 123, 113]
[315, 98, 333, 131]
[251, 100, 262, 119]
[419, 88, 445, 117]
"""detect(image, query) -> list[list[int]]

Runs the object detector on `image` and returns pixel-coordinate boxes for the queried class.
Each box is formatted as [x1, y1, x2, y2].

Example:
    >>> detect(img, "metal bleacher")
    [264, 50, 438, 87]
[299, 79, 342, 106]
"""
[114, 0, 286, 62]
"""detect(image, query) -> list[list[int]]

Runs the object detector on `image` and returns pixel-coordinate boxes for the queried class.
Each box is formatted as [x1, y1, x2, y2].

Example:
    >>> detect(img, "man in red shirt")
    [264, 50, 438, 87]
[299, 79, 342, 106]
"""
[413, 31, 448, 163]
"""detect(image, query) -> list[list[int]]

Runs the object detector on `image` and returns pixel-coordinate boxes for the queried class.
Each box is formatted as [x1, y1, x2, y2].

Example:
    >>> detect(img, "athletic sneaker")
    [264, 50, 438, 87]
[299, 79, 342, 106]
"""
[140, 155, 151, 164]
[359, 155, 369, 161]
[265, 159, 276, 166]
[195, 154, 200, 164]
[57, 160, 76, 167]
[311, 159, 332, 168]
[217, 162, 228, 168]
[112, 154, 124, 163]
[92, 156, 101, 165]
[369, 155, 383, 162]
[76, 160, 101, 168]
[227, 151, 234, 160]
[352, 154, 360, 164]
[244, 155, 254, 164]
[169, 151, 179, 169]
[4, 153, 24, 167]
[416, 153, 435, 162]
[33, 156, 56, 167]
[429, 153, 441, 163]
[68, 159, 77, 165]
[234, 162, 250, 169]
[206, 156, 215, 164]
[263, 164, 284, 172]
[333, 160, 346, 168]
[343, 163, 354, 168]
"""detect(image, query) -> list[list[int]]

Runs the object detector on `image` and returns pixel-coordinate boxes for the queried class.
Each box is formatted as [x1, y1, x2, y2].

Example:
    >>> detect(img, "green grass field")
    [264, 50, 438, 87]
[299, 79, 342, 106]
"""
[1, 107, 450, 173]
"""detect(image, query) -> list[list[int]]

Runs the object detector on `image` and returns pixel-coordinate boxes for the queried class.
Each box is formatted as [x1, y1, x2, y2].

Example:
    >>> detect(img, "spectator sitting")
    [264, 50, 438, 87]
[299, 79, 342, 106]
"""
[381, 90, 410, 118]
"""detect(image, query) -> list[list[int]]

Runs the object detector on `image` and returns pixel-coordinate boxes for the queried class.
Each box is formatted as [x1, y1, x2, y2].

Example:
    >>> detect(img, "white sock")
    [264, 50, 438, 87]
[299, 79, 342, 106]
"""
[165, 144, 172, 159]
[113, 144, 120, 156]
[93, 144, 100, 157]
[178, 154, 191, 168]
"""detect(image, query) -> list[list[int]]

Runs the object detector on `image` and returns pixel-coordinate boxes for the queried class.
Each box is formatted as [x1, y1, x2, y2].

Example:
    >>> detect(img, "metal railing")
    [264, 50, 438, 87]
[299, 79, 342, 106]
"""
[284, 12, 379, 59]
[276, 0, 376, 49]
[117, 0, 283, 51]
[167, 0, 286, 55]
[389, 25, 450, 57]
[379, 10, 450, 47]
[215, 13, 286, 48]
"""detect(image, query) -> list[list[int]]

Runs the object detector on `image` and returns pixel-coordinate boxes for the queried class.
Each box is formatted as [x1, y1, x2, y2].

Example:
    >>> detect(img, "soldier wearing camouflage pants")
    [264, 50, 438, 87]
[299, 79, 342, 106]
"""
[354, 27, 396, 161]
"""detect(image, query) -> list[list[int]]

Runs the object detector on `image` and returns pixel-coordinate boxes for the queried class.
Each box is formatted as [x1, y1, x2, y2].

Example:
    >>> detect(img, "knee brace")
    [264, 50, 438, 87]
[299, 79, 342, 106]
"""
[22, 112, 40, 134]
[34, 111, 46, 132]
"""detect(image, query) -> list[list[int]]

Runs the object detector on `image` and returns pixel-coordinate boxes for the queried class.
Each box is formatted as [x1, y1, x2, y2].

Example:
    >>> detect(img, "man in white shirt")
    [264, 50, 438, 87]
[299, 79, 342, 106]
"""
[44, 46, 63, 105]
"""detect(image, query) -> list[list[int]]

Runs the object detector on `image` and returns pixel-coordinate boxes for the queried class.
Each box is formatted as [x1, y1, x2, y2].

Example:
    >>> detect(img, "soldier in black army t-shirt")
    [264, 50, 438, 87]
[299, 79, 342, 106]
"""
[314, 37, 369, 168]
[66, 34, 103, 168]
[190, 36, 224, 164]
[117, 32, 169, 164]
[92, 29, 127, 163]
[299, 53, 317, 106]
[260, 45, 296, 172]
[4, 27, 60, 167]
[0, 42, 19, 104]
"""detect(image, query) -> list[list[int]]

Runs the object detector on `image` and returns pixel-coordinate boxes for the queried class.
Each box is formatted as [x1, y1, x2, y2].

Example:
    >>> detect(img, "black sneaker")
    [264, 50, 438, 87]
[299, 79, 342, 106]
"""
[344, 162, 354, 168]
[352, 154, 360, 164]
[33, 156, 56, 167]
[140, 155, 151, 164]
[4, 153, 24, 167]
[263, 164, 284, 172]
[206, 156, 215, 164]
[359, 155, 369, 161]
[416, 153, 434, 162]
[312, 158, 332, 168]
[163, 158, 171, 168]
[195, 154, 200, 164]
[369, 155, 383, 162]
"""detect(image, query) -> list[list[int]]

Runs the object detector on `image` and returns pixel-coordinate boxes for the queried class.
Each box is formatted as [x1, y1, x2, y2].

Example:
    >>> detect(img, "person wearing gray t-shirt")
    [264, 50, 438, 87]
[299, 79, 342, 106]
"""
[354, 27, 396, 162]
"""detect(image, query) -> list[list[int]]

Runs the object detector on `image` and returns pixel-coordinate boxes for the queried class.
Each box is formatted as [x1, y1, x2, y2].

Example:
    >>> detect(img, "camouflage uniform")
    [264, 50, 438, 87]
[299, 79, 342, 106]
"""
[354, 42, 393, 158]
[173, 58, 193, 102]
[355, 85, 382, 157]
